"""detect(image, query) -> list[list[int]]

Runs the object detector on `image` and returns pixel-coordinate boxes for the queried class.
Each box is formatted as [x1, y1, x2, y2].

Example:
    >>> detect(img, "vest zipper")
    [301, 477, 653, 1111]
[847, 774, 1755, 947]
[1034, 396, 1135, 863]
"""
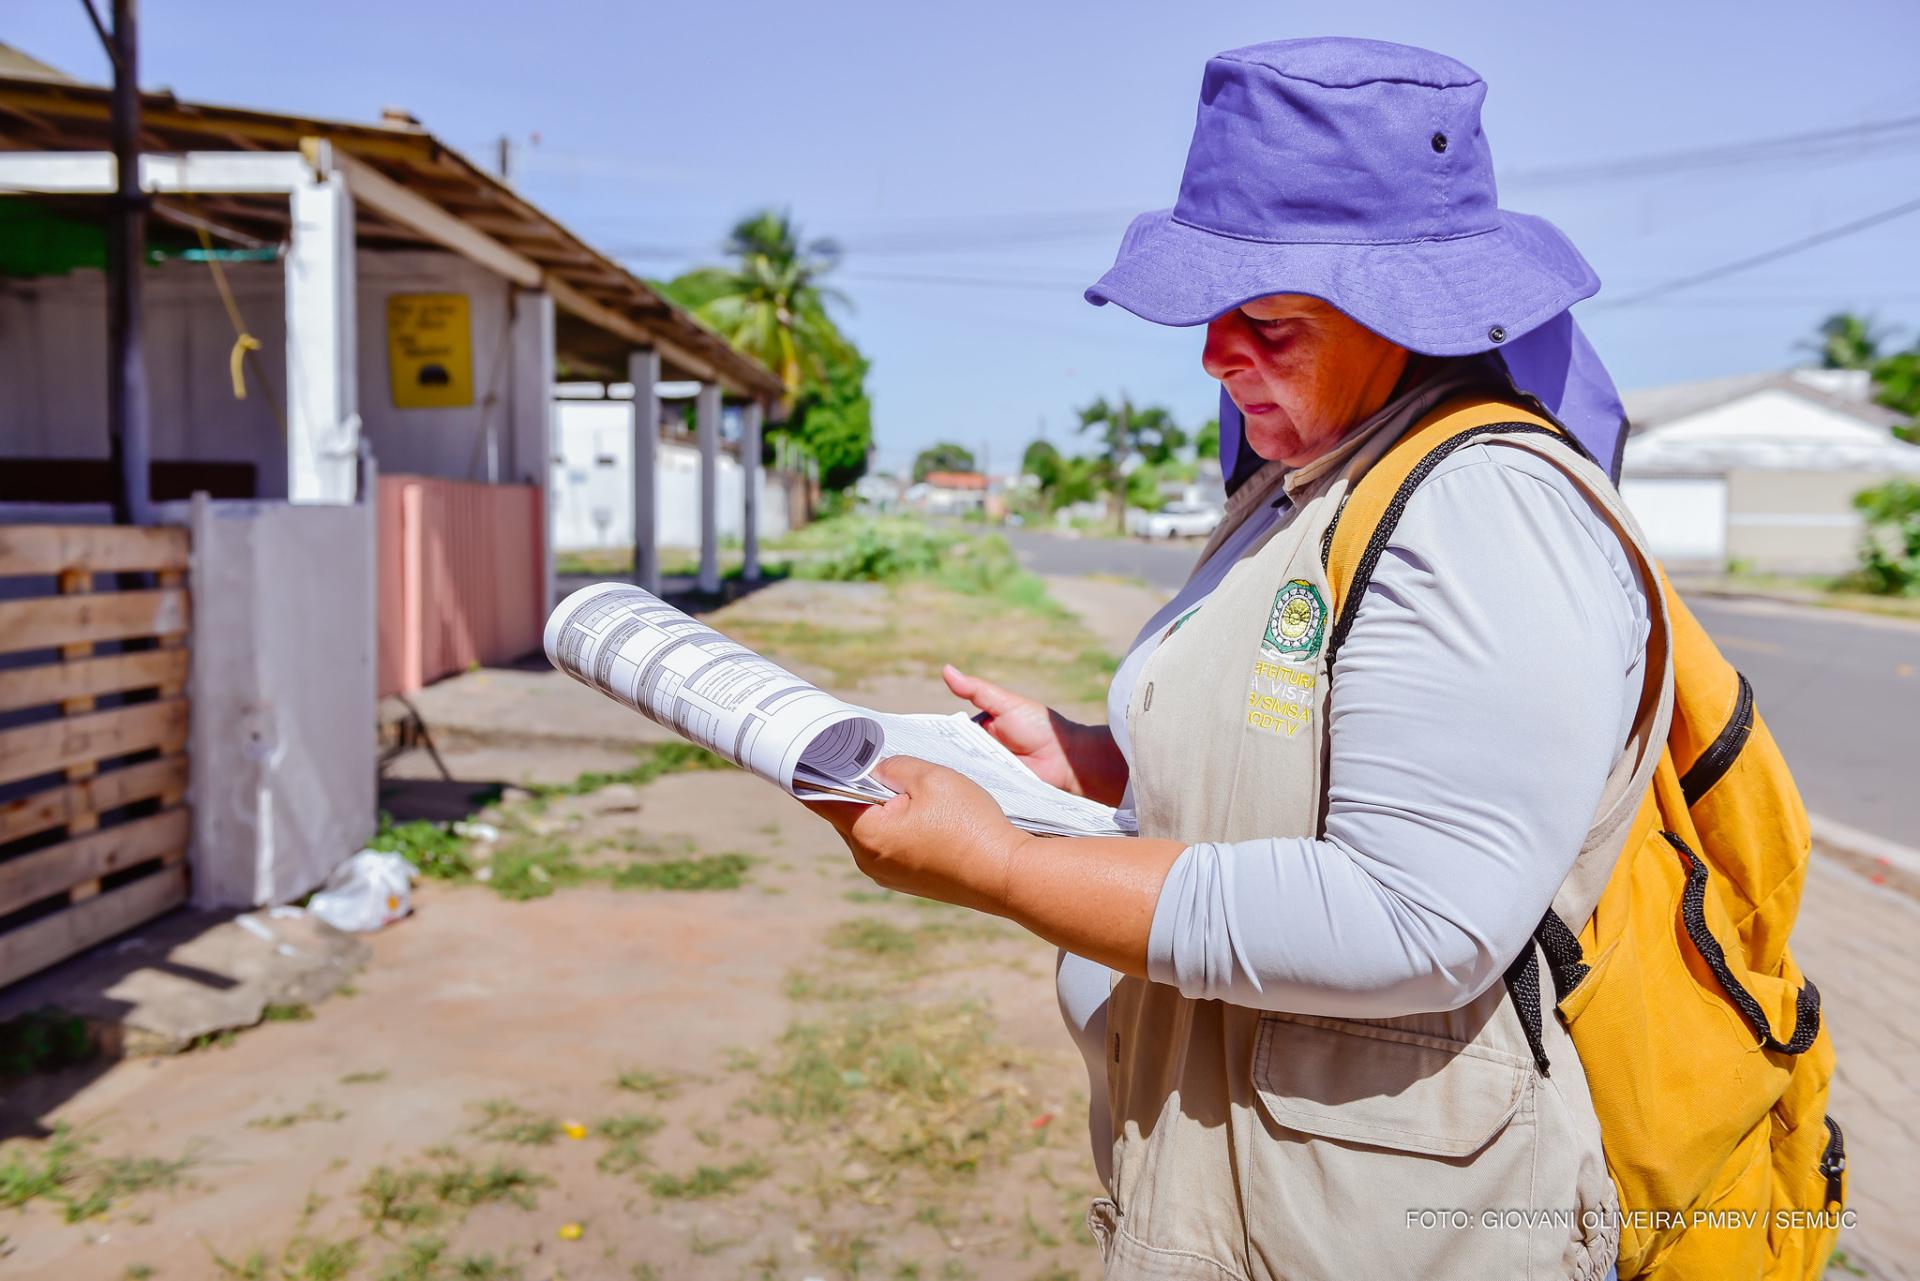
[1678, 672, 1755, 807]
[1819, 1115, 1846, 1207]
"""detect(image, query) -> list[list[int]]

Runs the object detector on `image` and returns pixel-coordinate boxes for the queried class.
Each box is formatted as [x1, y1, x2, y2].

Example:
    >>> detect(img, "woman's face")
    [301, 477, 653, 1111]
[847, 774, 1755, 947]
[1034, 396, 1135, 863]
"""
[1202, 295, 1411, 467]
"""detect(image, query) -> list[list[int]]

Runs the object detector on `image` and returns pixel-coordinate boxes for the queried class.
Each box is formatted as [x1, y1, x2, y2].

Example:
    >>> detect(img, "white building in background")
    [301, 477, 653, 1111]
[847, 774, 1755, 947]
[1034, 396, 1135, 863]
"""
[1619, 369, 1920, 575]
[549, 388, 795, 551]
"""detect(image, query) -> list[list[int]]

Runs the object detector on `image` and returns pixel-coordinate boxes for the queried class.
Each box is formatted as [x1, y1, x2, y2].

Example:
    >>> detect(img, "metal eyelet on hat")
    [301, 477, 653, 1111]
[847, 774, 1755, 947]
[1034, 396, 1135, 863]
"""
[1488, 325, 1507, 343]
[1431, 132, 1448, 153]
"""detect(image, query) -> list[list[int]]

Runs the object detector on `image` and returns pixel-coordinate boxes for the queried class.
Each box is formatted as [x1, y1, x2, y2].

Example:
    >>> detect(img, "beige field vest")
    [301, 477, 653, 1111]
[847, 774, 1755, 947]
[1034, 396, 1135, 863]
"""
[1087, 378, 1674, 1281]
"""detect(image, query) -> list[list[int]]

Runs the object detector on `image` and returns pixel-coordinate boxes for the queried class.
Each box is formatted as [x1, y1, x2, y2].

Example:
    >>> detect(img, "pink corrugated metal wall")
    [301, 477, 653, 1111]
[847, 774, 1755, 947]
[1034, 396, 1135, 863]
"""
[377, 475, 544, 698]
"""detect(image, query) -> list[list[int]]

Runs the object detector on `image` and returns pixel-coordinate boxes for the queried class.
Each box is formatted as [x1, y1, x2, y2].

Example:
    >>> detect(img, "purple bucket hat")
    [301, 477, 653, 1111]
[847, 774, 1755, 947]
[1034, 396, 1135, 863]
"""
[1088, 37, 1628, 479]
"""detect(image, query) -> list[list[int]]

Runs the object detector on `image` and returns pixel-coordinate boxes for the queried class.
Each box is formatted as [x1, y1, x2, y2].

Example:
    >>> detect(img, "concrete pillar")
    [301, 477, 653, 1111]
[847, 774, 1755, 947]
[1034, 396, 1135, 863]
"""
[628, 349, 661, 594]
[510, 289, 555, 610]
[696, 380, 721, 594]
[284, 153, 360, 504]
[742, 400, 764, 583]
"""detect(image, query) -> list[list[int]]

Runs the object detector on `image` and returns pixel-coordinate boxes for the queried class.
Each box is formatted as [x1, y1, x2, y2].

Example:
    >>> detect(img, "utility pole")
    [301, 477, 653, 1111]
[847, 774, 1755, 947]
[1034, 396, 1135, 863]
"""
[100, 0, 152, 525]
[1113, 397, 1129, 533]
[495, 135, 511, 183]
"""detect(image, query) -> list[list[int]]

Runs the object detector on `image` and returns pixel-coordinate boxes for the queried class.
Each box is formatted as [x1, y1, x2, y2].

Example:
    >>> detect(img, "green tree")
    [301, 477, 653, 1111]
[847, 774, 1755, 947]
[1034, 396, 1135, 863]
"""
[1802, 312, 1891, 371]
[1870, 351, 1920, 443]
[1850, 480, 1920, 596]
[660, 209, 875, 489]
[1021, 439, 1064, 492]
[1799, 312, 1920, 443]
[1076, 396, 1183, 528]
[661, 210, 852, 398]
[912, 442, 977, 483]
[784, 351, 872, 491]
[1195, 417, 1220, 460]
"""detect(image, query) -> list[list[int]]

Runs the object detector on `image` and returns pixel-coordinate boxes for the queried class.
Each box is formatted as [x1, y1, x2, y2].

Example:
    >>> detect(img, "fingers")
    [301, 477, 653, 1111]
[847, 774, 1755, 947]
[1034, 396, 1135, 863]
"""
[799, 798, 867, 838]
[870, 754, 940, 793]
[942, 664, 1022, 717]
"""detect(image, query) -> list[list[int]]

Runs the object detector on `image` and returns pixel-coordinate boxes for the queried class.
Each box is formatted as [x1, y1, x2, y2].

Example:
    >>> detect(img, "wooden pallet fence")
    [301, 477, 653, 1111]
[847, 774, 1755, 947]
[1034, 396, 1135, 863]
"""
[0, 524, 192, 988]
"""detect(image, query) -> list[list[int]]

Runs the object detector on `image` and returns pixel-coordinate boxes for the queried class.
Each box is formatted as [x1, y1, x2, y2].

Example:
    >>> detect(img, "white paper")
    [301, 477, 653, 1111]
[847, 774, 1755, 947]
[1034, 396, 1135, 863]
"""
[544, 583, 1124, 837]
[545, 582, 884, 798]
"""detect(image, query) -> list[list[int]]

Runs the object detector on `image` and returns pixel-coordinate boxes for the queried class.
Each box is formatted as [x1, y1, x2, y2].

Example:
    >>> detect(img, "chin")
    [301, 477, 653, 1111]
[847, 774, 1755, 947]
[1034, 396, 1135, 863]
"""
[1244, 430, 1304, 467]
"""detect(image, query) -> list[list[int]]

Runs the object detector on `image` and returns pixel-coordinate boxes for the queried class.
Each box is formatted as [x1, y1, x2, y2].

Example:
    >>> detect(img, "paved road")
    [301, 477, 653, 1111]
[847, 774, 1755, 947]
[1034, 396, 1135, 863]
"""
[1004, 528, 1920, 847]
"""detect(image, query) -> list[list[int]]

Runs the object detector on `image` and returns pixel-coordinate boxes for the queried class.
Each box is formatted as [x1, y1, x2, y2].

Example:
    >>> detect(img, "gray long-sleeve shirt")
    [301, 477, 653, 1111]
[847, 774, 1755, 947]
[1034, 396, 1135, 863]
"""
[1057, 439, 1648, 1181]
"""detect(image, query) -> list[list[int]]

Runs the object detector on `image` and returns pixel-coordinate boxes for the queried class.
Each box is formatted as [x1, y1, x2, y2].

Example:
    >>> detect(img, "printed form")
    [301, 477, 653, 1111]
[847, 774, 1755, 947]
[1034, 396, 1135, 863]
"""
[545, 583, 1126, 838]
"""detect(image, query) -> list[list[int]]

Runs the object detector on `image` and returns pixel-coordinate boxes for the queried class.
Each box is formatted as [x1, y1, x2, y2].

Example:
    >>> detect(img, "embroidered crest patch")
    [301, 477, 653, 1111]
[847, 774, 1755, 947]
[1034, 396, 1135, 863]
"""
[1262, 579, 1326, 663]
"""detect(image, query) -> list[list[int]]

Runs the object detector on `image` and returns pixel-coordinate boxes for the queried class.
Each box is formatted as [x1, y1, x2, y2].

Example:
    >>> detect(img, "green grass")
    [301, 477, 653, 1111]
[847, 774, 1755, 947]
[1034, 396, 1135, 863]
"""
[828, 918, 921, 957]
[468, 1099, 562, 1146]
[646, 1158, 766, 1199]
[367, 815, 471, 881]
[246, 1101, 345, 1131]
[262, 1003, 314, 1023]
[358, 1155, 547, 1230]
[608, 853, 752, 891]
[0, 1124, 194, 1222]
[0, 1008, 95, 1077]
[371, 743, 736, 899]
[209, 1246, 271, 1279]
[758, 1000, 1038, 1184]
[284, 1236, 361, 1281]
[593, 1112, 665, 1178]
[611, 1067, 680, 1099]
[525, 742, 732, 799]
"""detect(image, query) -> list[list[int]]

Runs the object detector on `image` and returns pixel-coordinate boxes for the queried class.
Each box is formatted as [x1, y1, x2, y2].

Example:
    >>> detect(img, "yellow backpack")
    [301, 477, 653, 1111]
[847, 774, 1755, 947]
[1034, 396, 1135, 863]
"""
[1323, 396, 1846, 1280]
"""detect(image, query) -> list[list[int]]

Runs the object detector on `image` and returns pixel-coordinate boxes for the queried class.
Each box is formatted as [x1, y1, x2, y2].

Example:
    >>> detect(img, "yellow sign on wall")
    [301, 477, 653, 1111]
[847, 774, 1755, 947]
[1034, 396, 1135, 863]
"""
[386, 292, 474, 409]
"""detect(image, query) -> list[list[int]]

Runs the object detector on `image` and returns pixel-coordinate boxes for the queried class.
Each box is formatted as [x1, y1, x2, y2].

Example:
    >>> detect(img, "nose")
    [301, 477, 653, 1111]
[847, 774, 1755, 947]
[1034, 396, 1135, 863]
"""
[1201, 312, 1252, 383]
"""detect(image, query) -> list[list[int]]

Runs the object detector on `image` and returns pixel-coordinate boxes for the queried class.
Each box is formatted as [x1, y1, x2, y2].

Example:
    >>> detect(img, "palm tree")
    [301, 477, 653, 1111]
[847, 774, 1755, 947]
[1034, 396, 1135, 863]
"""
[663, 210, 852, 399]
[1077, 396, 1184, 529]
[1802, 312, 1893, 371]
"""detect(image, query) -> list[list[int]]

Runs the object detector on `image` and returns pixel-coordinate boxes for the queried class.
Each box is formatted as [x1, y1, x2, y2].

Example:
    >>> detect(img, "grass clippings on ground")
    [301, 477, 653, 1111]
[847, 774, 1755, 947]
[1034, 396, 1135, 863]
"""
[0, 1124, 195, 1223]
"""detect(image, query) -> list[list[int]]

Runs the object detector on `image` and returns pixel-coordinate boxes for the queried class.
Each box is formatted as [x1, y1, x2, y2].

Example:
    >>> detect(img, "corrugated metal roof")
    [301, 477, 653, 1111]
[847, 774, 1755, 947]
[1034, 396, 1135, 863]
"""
[0, 71, 786, 403]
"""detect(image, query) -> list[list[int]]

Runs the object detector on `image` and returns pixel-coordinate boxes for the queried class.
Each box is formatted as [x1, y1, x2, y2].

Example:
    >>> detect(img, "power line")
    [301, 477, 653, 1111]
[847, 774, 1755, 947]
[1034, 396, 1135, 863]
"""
[839, 268, 1092, 292]
[1593, 193, 1920, 309]
[1505, 111, 1920, 188]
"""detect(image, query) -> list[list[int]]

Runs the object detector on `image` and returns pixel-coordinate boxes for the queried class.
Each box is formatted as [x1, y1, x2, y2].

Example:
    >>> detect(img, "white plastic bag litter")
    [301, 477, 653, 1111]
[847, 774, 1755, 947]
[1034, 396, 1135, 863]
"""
[307, 851, 418, 933]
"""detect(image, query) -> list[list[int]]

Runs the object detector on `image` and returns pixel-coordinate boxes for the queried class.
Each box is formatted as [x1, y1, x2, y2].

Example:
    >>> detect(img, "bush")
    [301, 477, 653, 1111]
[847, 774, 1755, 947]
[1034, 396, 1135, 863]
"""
[1850, 480, 1920, 596]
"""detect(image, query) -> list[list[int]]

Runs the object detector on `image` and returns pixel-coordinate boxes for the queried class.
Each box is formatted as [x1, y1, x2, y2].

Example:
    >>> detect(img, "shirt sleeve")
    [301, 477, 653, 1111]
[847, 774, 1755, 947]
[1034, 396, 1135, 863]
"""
[1145, 443, 1649, 1017]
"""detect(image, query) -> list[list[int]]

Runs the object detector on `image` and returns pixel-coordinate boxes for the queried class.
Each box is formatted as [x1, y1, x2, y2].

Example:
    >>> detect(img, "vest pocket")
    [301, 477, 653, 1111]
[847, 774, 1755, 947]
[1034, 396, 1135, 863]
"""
[1250, 1012, 1529, 1157]
[1245, 1012, 1547, 1279]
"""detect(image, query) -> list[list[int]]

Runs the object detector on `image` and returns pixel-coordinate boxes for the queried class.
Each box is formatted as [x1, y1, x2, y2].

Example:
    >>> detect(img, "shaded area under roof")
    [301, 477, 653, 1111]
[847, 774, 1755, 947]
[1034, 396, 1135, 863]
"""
[0, 70, 784, 402]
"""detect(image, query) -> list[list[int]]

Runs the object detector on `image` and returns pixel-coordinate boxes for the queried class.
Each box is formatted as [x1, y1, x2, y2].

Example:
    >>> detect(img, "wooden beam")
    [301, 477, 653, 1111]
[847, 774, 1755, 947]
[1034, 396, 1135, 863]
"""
[462, 212, 569, 243]
[325, 146, 542, 288]
[0, 589, 189, 656]
[0, 807, 190, 917]
[545, 277, 728, 387]
[0, 860, 188, 990]
[0, 524, 189, 576]
[0, 755, 188, 846]
[0, 699, 188, 787]
[0, 650, 188, 715]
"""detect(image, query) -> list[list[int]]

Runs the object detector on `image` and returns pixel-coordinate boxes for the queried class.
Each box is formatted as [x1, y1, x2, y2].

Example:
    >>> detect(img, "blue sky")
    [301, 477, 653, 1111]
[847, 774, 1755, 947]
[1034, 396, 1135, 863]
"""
[12, 1, 1920, 473]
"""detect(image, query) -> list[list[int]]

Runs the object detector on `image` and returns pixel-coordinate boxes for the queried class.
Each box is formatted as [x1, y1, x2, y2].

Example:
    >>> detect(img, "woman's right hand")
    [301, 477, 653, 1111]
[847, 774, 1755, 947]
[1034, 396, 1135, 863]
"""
[942, 664, 1128, 804]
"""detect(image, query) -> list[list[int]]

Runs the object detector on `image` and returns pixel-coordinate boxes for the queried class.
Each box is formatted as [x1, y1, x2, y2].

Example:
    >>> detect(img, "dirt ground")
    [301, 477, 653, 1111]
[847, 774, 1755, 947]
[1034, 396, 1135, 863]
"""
[0, 574, 1169, 1281]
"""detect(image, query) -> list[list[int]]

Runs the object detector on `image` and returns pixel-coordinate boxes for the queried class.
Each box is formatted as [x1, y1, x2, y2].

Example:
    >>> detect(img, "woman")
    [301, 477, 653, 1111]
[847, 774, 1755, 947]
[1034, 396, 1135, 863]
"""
[811, 37, 1662, 1281]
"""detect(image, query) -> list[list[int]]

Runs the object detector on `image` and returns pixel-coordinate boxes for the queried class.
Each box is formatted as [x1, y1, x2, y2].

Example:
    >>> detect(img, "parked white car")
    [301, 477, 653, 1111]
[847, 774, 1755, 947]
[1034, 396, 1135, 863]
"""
[1134, 501, 1222, 540]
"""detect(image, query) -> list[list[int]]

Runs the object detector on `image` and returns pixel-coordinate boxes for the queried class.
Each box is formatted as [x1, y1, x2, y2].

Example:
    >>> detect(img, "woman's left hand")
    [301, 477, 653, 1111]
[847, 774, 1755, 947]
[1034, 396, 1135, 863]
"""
[805, 756, 1031, 916]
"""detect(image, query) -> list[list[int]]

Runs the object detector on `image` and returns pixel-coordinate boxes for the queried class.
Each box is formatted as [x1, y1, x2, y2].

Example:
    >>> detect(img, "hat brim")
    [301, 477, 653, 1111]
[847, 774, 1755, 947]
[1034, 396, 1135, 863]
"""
[1084, 209, 1599, 356]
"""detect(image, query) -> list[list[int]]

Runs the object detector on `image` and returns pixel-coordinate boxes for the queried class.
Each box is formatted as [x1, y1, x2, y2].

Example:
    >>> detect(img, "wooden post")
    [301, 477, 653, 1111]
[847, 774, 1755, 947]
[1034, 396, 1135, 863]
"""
[628, 350, 661, 595]
[696, 380, 721, 594]
[105, 0, 152, 527]
[742, 400, 763, 583]
[285, 144, 359, 504]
